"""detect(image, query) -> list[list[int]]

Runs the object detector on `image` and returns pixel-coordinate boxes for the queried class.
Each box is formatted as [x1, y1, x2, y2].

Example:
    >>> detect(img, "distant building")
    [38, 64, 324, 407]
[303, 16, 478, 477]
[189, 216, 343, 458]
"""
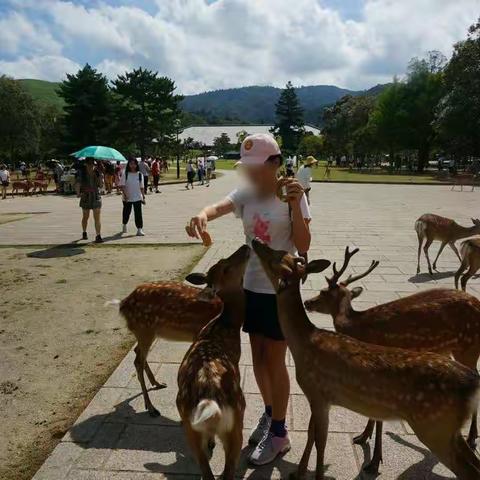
[179, 124, 321, 148]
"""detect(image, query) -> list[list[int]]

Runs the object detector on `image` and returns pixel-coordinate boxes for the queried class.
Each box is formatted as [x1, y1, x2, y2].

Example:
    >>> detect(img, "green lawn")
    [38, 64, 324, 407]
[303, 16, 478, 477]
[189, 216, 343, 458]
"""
[216, 159, 446, 184]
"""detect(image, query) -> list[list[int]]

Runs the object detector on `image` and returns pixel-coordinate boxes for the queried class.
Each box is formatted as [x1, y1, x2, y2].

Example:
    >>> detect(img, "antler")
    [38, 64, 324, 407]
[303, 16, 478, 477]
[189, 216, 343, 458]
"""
[342, 260, 380, 286]
[328, 246, 360, 285]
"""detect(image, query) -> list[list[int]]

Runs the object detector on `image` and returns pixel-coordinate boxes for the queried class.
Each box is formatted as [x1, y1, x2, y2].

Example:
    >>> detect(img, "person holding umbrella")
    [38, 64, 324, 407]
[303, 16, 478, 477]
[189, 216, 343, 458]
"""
[76, 157, 104, 243]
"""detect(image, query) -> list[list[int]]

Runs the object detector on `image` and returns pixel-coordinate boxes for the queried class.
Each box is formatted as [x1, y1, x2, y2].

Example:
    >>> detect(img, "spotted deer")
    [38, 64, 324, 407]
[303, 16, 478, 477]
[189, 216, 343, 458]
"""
[176, 245, 250, 480]
[456, 239, 480, 292]
[251, 238, 480, 480]
[415, 213, 480, 275]
[11, 179, 33, 197]
[120, 273, 223, 417]
[304, 246, 480, 473]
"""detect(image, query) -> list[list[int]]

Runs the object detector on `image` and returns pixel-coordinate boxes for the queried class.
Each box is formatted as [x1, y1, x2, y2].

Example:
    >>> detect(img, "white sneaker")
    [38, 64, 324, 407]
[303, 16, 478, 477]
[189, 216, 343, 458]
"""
[249, 432, 291, 466]
[122, 224, 127, 234]
[248, 413, 271, 445]
[136, 228, 145, 236]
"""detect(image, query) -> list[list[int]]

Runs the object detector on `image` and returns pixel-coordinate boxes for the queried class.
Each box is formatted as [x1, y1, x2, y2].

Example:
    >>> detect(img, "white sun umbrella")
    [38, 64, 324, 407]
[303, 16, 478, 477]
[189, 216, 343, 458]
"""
[206, 155, 219, 161]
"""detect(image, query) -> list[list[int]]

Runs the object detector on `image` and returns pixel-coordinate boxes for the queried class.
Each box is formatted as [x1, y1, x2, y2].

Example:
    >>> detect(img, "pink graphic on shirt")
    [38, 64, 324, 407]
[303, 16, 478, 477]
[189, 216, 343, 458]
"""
[253, 213, 271, 244]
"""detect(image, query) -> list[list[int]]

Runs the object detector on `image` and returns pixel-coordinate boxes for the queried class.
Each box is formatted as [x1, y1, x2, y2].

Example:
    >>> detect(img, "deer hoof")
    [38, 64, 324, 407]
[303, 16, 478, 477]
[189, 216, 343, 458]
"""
[467, 437, 477, 450]
[363, 458, 381, 475]
[148, 407, 161, 417]
[153, 381, 167, 390]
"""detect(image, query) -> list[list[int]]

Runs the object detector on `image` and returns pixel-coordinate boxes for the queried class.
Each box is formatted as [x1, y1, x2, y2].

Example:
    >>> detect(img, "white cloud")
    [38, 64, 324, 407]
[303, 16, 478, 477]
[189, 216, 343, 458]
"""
[0, 0, 477, 93]
[0, 55, 80, 81]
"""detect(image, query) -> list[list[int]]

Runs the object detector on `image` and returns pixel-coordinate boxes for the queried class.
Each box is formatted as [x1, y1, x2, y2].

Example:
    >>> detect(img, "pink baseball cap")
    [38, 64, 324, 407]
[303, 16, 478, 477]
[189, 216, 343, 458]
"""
[237, 134, 281, 166]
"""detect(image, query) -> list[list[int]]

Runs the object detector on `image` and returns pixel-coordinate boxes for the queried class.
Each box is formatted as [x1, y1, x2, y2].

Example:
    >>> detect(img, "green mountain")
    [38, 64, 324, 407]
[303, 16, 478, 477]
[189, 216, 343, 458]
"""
[19, 79, 64, 109]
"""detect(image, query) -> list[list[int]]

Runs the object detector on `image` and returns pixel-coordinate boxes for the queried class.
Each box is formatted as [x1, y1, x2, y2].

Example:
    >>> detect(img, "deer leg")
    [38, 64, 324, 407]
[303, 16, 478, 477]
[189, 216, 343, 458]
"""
[313, 403, 330, 480]
[220, 420, 243, 480]
[144, 360, 167, 390]
[432, 242, 447, 271]
[455, 260, 469, 289]
[294, 414, 315, 479]
[423, 239, 434, 275]
[183, 421, 215, 480]
[450, 242, 462, 262]
[416, 235, 424, 274]
[353, 419, 375, 445]
[461, 268, 477, 292]
[363, 421, 383, 474]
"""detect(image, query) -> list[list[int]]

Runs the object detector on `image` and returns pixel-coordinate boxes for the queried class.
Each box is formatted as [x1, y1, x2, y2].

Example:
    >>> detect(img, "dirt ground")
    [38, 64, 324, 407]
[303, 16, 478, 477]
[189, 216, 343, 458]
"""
[0, 244, 205, 480]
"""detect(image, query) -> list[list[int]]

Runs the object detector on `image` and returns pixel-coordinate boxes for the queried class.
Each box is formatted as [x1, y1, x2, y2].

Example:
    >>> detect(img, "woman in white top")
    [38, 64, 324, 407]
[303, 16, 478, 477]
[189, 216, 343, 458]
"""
[186, 134, 311, 465]
[120, 157, 145, 236]
[296, 155, 317, 204]
[0, 164, 10, 200]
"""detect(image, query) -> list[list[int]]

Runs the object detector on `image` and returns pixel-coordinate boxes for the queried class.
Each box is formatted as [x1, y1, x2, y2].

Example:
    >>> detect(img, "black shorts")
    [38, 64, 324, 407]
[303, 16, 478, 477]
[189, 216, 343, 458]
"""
[243, 289, 284, 341]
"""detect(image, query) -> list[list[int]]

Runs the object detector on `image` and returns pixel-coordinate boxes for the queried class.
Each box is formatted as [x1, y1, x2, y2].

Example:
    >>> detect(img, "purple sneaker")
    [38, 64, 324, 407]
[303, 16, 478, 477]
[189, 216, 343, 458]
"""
[249, 431, 291, 465]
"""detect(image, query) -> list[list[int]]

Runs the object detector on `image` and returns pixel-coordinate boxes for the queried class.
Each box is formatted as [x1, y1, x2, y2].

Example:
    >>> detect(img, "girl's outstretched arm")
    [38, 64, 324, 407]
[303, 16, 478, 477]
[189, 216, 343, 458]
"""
[186, 198, 234, 239]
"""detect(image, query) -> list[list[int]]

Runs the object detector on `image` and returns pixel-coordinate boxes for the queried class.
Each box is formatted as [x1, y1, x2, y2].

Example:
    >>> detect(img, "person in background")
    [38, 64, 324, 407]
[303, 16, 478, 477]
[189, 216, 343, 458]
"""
[296, 155, 316, 204]
[104, 161, 115, 194]
[120, 157, 145, 236]
[151, 157, 161, 193]
[114, 160, 123, 194]
[35, 166, 45, 181]
[76, 157, 104, 243]
[20, 161, 27, 177]
[53, 162, 64, 193]
[186, 133, 311, 466]
[197, 157, 205, 185]
[285, 157, 295, 177]
[0, 164, 10, 199]
[186, 159, 195, 189]
[138, 157, 151, 194]
[205, 156, 215, 187]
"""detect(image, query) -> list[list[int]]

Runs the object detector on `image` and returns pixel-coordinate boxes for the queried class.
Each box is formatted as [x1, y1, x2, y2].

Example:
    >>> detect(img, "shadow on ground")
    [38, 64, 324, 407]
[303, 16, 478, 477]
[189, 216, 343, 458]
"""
[27, 242, 85, 258]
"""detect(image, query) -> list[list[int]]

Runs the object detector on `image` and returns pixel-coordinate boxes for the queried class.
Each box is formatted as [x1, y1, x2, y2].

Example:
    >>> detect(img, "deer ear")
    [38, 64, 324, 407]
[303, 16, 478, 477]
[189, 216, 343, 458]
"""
[197, 286, 217, 302]
[351, 286, 363, 299]
[306, 260, 331, 275]
[185, 273, 207, 285]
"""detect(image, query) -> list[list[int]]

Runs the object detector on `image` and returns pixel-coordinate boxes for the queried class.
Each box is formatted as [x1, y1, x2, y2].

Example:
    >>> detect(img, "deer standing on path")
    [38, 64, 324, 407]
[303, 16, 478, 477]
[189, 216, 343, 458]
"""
[120, 276, 223, 416]
[304, 246, 480, 473]
[456, 239, 480, 292]
[415, 213, 480, 275]
[252, 238, 480, 480]
[176, 245, 250, 480]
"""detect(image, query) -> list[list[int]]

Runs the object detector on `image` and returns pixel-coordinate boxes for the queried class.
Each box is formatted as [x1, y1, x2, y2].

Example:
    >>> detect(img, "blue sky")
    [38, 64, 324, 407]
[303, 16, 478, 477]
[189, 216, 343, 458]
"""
[0, 0, 477, 94]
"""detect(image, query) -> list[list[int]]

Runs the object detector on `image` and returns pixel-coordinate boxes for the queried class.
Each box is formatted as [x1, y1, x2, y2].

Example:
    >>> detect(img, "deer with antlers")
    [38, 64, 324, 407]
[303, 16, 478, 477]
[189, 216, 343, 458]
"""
[176, 245, 250, 480]
[456, 239, 480, 293]
[251, 238, 480, 480]
[304, 246, 480, 473]
[415, 213, 480, 275]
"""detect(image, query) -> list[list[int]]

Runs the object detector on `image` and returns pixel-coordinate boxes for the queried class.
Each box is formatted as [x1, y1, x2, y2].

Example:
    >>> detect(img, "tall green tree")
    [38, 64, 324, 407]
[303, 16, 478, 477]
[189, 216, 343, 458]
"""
[0, 75, 39, 162]
[272, 81, 305, 154]
[57, 64, 111, 152]
[112, 68, 183, 159]
[213, 133, 231, 156]
[436, 20, 480, 157]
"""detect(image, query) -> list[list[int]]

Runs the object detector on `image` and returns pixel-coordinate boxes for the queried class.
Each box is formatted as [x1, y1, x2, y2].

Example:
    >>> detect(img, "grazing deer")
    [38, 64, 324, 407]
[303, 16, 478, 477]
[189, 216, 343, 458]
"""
[251, 238, 480, 480]
[456, 239, 480, 292]
[304, 246, 480, 473]
[176, 245, 250, 480]
[120, 277, 223, 417]
[32, 176, 50, 194]
[452, 173, 476, 192]
[11, 179, 33, 197]
[415, 213, 480, 275]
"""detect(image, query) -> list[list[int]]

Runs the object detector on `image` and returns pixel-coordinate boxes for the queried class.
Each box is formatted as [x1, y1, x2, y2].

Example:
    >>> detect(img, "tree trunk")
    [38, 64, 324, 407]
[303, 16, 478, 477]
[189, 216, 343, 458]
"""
[418, 144, 429, 172]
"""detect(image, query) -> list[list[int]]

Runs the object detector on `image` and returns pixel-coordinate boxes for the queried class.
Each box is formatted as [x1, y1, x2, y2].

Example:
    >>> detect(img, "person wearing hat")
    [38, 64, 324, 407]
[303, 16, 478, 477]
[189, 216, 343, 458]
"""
[296, 155, 317, 205]
[186, 133, 311, 465]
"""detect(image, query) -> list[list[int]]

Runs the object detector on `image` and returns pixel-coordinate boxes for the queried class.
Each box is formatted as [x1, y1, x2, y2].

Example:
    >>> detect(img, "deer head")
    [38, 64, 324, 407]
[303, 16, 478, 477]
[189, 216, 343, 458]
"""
[251, 238, 330, 292]
[304, 247, 379, 315]
[185, 244, 250, 299]
[471, 218, 480, 233]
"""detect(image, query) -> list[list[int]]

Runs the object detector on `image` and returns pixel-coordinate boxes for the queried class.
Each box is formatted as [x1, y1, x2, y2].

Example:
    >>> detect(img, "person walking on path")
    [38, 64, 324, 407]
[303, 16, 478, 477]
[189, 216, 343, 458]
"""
[185, 160, 195, 189]
[114, 161, 123, 194]
[53, 162, 64, 193]
[76, 157, 104, 243]
[186, 133, 311, 466]
[0, 164, 10, 199]
[138, 157, 151, 194]
[120, 157, 145, 236]
[104, 161, 115, 194]
[296, 155, 317, 204]
[151, 158, 161, 193]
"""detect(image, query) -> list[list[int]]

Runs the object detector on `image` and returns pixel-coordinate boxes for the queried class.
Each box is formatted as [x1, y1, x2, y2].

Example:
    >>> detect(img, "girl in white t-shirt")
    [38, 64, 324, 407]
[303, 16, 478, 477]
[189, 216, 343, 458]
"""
[186, 134, 311, 466]
[0, 164, 10, 200]
[119, 157, 145, 236]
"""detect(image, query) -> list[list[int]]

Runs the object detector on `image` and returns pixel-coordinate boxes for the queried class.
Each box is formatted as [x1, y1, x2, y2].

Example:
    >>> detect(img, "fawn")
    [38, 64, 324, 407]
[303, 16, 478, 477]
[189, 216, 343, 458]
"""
[120, 275, 223, 416]
[415, 213, 480, 275]
[252, 238, 480, 480]
[304, 246, 480, 473]
[456, 239, 480, 292]
[176, 245, 250, 480]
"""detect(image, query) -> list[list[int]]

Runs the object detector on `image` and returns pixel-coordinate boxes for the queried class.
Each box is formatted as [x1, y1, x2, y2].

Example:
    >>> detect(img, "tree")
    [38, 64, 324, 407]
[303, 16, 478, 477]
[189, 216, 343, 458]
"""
[58, 64, 111, 152]
[213, 133, 231, 156]
[38, 104, 63, 160]
[272, 81, 305, 154]
[0, 75, 39, 162]
[436, 20, 480, 157]
[112, 68, 183, 159]
[297, 133, 324, 157]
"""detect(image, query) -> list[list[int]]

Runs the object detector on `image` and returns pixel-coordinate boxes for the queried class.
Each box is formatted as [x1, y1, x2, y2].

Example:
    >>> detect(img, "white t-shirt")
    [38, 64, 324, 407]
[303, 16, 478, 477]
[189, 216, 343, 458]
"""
[296, 166, 312, 189]
[227, 188, 311, 294]
[119, 171, 144, 202]
[0, 169, 9, 182]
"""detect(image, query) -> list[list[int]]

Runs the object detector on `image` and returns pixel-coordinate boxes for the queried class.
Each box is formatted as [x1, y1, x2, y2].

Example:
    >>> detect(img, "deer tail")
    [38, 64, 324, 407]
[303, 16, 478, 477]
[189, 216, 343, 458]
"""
[104, 298, 121, 307]
[191, 399, 233, 435]
[415, 220, 426, 238]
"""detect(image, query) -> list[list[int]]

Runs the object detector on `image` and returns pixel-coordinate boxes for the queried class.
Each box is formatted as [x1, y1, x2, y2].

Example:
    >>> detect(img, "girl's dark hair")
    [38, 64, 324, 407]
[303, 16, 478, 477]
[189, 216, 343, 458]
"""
[127, 156, 139, 172]
[266, 154, 283, 167]
[85, 157, 95, 165]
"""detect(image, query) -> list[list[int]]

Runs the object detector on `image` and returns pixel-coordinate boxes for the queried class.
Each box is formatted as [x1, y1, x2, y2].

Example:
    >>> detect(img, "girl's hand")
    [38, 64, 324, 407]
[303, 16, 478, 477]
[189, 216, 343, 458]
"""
[285, 179, 304, 204]
[186, 212, 207, 239]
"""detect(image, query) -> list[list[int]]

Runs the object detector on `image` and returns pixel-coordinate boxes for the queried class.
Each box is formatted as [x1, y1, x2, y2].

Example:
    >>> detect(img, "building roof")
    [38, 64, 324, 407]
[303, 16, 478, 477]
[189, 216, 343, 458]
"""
[179, 124, 321, 146]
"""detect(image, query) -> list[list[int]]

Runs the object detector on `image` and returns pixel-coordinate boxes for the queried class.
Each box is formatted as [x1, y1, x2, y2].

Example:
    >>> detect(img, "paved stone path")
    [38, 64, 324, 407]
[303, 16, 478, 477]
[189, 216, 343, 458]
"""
[7, 171, 479, 478]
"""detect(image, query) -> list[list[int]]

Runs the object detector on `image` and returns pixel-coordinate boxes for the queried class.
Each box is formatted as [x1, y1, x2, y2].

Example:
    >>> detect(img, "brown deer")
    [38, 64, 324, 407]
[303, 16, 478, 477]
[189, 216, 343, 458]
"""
[120, 275, 223, 417]
[11, 179, 33, 197]
[415, 213, 480, 275]
[251, 238, 480, 480]
[456, 239, 480, 292]
[304, 246, 480, 473]
[176, 244, 250, 480]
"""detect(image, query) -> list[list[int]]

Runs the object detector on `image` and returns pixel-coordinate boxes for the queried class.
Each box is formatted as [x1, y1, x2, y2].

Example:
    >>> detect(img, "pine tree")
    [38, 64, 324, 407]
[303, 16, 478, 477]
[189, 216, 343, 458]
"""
[272, 81, 305, 154]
